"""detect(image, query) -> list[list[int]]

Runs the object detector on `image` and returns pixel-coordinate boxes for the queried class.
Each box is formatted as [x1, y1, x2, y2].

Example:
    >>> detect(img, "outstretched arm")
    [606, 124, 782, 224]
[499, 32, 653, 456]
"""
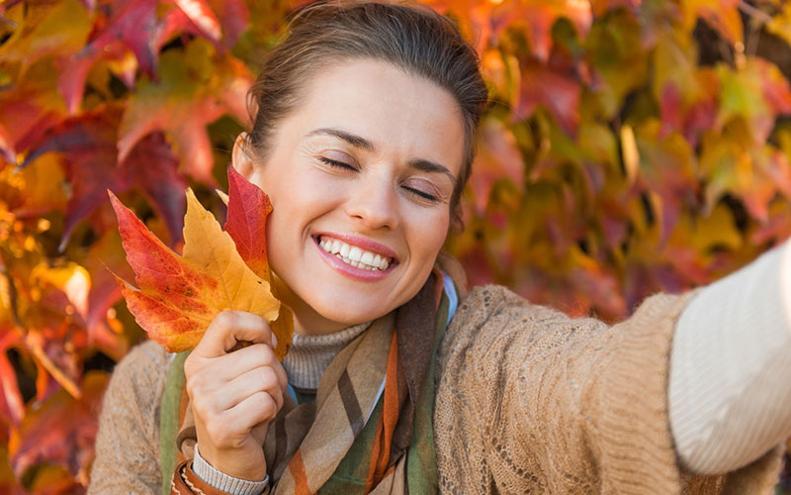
[670, 239, 791, 474]
[434, 244, 789, 493]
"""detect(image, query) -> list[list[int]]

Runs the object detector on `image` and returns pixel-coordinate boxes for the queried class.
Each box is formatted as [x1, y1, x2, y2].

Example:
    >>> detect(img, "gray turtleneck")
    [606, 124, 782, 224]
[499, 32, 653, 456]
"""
[281, 321, 371, 390]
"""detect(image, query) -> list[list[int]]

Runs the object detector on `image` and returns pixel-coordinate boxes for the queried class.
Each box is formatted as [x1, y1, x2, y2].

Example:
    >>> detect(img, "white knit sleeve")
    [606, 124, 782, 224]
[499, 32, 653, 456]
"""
[669, 239, 791, 474]
[192, 444, 270, 495]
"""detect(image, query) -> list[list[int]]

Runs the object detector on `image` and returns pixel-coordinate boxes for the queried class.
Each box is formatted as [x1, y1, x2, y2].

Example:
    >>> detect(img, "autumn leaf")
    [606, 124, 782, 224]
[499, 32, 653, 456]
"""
[69, 229, 131, 362]
[0, 446, 24, 495]
[0, 218, 92, 401]
[651, 30, 719, 146]
[515, 62, 581, 134]
[0, 333, 23, 429]
[0, 154, 67, 219]
[56, 0, 159, 114]
[58, 0, 239, 113]
[752, 198, 791, 246]
[224, 165, 272, 279]
[480, 49, 521, 110]
[0, 0, 92, 82]
[767, 2, 791, 46]
[0, 64, 66, 163]
[714, 58, 791, 146]
[223, 166, 293, 358]
[8, 372, 107, 483]
[700, 132, 791, 223]
[110, 182, 287, 354]
[469, 118, 524, 213]
[585, 10, 648, 119]
[172, 0, 223, 41]
[589, 0, 641, 17]
[21, 107, 187, 250]
[681, 0, 743, 45]
[160, 0, 252, 51]
[118, 39, 252, 184]
[634, 120, 699, 240]
[23, 262, 92, 401]
[206, 0, 251, 48]
[499, 0, 592, 63]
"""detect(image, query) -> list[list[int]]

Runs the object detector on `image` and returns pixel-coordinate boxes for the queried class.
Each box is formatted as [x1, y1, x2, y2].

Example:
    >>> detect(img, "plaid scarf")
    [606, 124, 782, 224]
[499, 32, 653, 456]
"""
[161, 271, 452, 495]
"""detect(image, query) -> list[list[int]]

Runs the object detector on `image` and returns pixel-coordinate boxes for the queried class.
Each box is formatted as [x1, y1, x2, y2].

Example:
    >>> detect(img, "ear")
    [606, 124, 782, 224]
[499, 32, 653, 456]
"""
[231, 132, 256, 180]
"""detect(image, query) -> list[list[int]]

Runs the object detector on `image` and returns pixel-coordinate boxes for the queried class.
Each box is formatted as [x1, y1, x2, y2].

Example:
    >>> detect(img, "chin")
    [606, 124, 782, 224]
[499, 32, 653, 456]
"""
[311, 297, 385, 326]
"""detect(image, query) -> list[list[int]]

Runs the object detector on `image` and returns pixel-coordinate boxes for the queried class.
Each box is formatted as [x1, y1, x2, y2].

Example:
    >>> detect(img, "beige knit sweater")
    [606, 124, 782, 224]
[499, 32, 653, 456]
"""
[89, 285, 784, 494]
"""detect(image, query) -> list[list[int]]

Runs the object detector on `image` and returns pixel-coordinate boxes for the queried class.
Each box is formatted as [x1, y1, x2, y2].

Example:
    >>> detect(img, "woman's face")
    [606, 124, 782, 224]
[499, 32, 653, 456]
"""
[233, 58, 465, 334]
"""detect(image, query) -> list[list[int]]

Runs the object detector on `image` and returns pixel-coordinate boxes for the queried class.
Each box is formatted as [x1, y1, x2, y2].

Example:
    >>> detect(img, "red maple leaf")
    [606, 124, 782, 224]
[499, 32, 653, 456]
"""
[21, 106, 187, 250]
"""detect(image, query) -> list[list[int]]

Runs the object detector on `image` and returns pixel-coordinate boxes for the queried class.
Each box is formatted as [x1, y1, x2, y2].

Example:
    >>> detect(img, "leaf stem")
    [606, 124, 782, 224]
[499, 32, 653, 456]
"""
[738, 1, 773, 25]
[26, 341, 82, 400]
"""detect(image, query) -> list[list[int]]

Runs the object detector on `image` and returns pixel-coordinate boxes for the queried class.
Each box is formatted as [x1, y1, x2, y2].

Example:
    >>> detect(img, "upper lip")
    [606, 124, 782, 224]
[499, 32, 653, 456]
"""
[313, 232, 400, 262]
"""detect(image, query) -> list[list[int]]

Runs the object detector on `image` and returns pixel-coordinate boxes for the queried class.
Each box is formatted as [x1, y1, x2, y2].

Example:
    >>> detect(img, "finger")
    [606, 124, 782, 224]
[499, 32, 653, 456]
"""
[223, 391, 281, 430]
[199, 343, 280, 384]
[221, 366, 284, 410]
[194, 311, 274, 358]
[185, 344, 279, 404]
[190, 377, 283, 434]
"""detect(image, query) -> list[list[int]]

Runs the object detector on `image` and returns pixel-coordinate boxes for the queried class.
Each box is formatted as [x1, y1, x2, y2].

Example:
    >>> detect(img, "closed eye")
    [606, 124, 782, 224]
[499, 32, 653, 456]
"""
[403, 186, 439, 202]
[320, 156, 441, 203]
[319, 156, 356, 171]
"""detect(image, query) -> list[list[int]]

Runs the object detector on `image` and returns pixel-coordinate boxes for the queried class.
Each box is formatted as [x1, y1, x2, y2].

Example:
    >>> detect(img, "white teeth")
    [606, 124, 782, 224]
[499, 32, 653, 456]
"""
[318, 236, 392, 271]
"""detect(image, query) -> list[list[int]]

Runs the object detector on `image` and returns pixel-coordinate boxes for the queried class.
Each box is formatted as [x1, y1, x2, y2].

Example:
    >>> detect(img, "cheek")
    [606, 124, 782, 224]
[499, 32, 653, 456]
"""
[406, 210, 449, 262]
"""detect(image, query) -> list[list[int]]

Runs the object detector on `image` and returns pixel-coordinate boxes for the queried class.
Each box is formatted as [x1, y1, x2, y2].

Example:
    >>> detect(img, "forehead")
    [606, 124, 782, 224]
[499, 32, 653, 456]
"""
[290, 58, 466, 175]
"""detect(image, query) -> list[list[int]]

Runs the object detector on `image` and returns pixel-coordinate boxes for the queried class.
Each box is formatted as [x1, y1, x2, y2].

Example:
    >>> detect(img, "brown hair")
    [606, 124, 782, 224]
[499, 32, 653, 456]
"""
[245, 0, 489, 227]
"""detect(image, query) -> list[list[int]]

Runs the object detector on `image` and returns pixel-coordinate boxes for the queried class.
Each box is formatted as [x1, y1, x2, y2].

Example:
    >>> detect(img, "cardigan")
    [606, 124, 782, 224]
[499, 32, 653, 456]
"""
[88, 283, 784, 494]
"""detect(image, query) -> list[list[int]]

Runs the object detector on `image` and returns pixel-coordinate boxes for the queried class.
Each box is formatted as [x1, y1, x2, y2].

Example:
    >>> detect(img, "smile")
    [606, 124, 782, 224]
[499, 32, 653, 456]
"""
[317, 235, 393, 271]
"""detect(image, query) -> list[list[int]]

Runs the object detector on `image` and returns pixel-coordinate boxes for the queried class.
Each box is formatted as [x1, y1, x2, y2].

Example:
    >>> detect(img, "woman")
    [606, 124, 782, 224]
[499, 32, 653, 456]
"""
[88, 1, 791, 494]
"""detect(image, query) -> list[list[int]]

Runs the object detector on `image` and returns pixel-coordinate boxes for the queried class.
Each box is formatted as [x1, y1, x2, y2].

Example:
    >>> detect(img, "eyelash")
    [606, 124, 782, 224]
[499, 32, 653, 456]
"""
[319, 156, 356, 171]
[318, 157, 440, 203]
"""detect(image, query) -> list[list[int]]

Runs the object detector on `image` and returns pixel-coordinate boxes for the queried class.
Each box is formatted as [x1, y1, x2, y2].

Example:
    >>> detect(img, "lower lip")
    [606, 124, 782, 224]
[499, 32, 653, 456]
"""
[313, 237, 396, 282]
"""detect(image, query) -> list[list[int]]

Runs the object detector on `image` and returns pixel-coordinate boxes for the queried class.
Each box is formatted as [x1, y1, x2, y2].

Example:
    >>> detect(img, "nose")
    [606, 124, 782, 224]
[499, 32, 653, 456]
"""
[344, 174, 400, 231]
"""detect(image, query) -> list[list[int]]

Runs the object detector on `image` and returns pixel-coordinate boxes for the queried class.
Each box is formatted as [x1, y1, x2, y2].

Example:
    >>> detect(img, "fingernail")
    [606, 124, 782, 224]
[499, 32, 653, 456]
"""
[271, 333, 278, 348]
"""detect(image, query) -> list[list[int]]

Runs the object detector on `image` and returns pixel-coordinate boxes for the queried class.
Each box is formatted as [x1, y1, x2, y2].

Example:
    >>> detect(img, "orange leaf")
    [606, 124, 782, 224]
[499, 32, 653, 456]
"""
[500, 0, 592, 62]
[110, 186, 285, 354]
[682, 0, 743, 45]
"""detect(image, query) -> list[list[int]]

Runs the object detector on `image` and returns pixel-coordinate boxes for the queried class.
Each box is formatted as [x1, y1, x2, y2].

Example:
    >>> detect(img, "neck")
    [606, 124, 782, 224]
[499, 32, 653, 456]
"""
[282, 321, 371, 389]
[287, 296, 358, 336]
[272, 273, 363, 336]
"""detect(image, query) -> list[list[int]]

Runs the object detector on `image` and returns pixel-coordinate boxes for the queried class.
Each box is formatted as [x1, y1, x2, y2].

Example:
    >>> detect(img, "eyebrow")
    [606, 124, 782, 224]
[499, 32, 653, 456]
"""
[305, 127, 458, 185]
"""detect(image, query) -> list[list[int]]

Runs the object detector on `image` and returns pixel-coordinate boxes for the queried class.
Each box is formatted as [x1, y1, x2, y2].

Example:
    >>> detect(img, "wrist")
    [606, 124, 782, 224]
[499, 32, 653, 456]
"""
[194, 444, 270, 494]
[196, 442, 268, 482]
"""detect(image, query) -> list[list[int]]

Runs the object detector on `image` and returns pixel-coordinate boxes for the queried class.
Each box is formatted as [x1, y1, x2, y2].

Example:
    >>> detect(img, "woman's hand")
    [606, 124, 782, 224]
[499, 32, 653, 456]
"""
[183, 310, 288, 481]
